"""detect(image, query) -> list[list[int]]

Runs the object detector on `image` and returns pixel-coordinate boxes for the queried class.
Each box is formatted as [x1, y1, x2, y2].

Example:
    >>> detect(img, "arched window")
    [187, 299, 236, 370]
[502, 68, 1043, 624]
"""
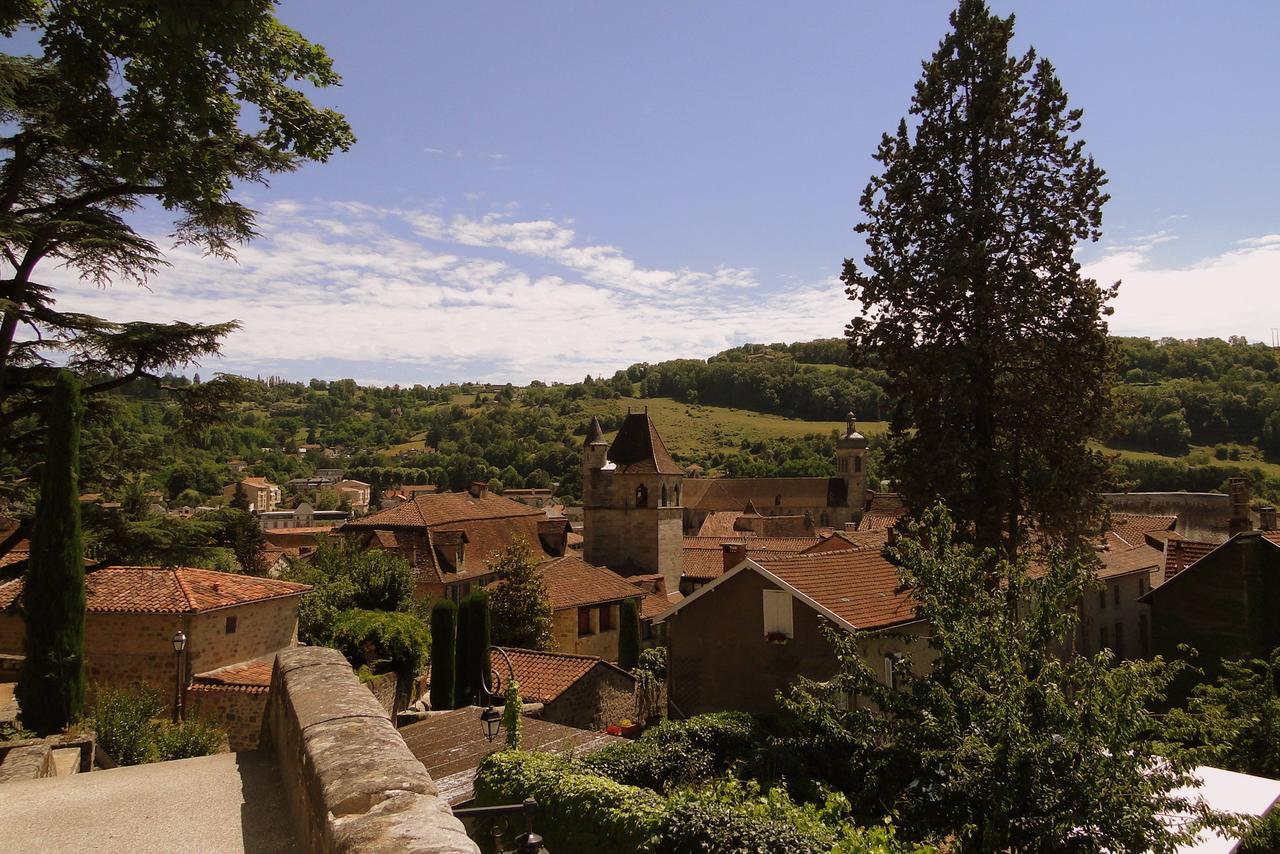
[675, 485, 681, 505]
[661, 484, 668, 506]
[636, 484, 648, 508]
[854, 456, 862, 473]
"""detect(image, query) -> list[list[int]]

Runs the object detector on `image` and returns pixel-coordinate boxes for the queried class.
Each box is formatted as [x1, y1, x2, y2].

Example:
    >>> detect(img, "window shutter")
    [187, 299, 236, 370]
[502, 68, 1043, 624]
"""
[762, 589, 793, 637]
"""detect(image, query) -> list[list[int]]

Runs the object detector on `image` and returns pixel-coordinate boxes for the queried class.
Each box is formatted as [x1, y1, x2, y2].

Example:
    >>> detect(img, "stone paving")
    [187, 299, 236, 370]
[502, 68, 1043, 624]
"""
[0, 750, 298, 852]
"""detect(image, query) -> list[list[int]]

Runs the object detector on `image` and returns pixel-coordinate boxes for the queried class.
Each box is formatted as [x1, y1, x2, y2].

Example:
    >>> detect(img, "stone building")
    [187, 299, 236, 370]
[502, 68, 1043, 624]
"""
[657, 547, 931, 716]
[538, 555, 648, 660]
[339, 482, 570, 602]
[493, 647, 636, 731]
[680, 412, 870, 533]
[0, 566, 310, 748]
[582, 412, 685, 591]
[220, 476, 281, 512]
[1077, 532, 1162, 661]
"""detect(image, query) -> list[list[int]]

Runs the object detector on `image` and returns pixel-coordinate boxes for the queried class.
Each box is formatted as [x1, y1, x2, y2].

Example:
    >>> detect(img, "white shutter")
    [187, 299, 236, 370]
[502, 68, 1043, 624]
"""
[762, 589, 793, 638]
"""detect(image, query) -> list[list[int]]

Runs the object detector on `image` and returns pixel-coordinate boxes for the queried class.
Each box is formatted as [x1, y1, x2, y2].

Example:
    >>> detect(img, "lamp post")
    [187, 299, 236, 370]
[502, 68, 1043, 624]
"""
[478, 645, 514, 743]
[171, 629, 187, 724]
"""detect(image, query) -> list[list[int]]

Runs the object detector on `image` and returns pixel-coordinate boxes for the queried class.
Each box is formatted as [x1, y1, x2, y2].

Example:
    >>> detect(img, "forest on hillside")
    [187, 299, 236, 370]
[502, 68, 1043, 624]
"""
[4, 335, 1279, 520]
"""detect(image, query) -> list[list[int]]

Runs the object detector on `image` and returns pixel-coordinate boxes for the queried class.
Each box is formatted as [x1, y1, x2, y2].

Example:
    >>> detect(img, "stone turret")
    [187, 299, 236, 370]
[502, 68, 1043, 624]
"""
[835, 411, 868, 506]
[583, 417, 608, 472]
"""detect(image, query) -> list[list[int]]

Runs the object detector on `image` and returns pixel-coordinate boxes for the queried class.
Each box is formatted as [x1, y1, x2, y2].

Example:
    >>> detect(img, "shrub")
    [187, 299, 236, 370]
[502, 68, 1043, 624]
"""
[329, 609, 429, 678]
[635, 646, 667, 681]
[155, 718, 225, 760]
[90, 684, 164, 765]
[474, 751, 664, 854]
[582, 712, 765, 791]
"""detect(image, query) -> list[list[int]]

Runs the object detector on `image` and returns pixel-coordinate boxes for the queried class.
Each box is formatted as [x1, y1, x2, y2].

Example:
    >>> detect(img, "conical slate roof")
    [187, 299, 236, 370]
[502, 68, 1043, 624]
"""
[606, 413, 682, 475]
[584, 417, 606, 446]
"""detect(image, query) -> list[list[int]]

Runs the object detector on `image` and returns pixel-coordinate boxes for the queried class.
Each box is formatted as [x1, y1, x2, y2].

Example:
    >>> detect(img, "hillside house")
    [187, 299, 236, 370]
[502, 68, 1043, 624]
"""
[221, 477, 281, 512]
[340, 482, 570, 601]
[657, 548, 931, 717]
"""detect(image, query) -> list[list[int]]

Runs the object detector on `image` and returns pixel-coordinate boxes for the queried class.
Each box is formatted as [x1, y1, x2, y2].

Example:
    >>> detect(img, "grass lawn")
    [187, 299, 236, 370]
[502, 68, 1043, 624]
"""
[1103, 444, 1280, 478]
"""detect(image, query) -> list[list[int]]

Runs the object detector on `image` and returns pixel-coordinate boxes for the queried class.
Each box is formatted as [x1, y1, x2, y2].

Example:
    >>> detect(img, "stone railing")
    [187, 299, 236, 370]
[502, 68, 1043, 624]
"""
[262, 647, 478, 853]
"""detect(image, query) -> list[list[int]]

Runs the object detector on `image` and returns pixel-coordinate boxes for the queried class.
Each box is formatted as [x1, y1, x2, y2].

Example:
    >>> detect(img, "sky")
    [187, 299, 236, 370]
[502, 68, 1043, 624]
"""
[28, 2, 1280, 385]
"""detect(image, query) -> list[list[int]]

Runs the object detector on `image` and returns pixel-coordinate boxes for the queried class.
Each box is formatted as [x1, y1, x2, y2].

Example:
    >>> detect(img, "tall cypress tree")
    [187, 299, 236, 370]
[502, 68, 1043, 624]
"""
[429, 600, 457, 711]
[454, 595, 473, 706]
[842, 0, 1116, 557]
[618, 597, 640, 672]
[467, 589, 491, 704]
[16, 371, 86, 735]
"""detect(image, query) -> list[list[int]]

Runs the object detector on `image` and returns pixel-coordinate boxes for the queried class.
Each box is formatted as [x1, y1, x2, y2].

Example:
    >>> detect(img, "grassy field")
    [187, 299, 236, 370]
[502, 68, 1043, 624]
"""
[1103, 444, 1280, 478]
[384, 394, 888, 458]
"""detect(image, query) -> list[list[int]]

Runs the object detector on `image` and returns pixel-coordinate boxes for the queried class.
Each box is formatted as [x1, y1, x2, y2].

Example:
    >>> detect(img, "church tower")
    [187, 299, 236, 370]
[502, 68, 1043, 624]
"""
[582, 411, 684, 592]
[835, 411, 868, 512]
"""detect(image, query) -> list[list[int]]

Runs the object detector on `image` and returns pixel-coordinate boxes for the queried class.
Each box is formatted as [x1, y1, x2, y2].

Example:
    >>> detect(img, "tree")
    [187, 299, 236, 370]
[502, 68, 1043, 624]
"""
[430, 600, 457, 711]
[456, 589, 491, 707]
[1165, 650, 1280, 780]
[454, 594, 473, 705]
[16, 371, 86, 734]
[842, 0, 1116, 556]
[488, 537, 554, 651]
[618, 597, 640, 672]
[0, 2, 354, 471]
[782, 506, 1232, 851]
[218, 507, 267, 576]
[229, 481, 250, 511]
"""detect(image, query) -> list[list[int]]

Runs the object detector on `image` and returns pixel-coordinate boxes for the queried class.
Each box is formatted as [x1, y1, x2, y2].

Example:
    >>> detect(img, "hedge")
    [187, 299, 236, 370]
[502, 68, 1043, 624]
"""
[581, 711, 766, 790]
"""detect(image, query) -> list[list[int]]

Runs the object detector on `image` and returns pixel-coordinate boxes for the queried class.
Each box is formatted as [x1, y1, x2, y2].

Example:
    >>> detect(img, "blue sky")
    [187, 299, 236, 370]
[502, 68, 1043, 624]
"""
[36, 2, 1280, 384]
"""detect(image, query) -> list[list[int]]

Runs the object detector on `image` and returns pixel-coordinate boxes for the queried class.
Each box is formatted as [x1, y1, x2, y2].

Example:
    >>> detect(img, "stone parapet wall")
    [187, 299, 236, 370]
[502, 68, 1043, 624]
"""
[263, 647, 477, 853]
[187, 684, 268, 751]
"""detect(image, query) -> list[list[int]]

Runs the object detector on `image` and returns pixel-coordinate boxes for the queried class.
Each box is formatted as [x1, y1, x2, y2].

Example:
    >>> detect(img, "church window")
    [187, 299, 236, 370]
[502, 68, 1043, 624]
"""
[854, 456, 862, 473]
[661, 484, 668, 506]
[675, 485, 681, 505]
[636, 484, 648, 507]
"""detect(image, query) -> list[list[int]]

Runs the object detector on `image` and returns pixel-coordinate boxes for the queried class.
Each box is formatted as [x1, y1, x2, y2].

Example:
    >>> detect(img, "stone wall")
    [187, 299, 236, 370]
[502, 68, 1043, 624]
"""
[1102, 492, 1235, 543]
[551, 605, 620, 660]
[186, 684, 268, 751]
[363, 671, 398, 716]
[542, 665, 636, 731]
[262, 646, 477, 853]
[188, 598, 301, 675]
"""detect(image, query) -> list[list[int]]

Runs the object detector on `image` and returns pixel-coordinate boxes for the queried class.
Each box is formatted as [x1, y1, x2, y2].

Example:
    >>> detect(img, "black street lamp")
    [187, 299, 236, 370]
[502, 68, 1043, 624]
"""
[171, 629, 187, 723]
[478, 645, 514, 743]
[452, 797, 546, 854]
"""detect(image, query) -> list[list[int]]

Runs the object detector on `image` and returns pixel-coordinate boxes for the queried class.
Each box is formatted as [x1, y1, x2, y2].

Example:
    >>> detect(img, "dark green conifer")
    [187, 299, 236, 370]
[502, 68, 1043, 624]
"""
[429, 600, 457, 710]
[17, 371, 87, 734]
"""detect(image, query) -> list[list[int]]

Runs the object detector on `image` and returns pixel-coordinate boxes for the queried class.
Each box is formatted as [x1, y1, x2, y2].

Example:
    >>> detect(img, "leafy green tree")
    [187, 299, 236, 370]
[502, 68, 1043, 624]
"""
[217, 507, 267, 575]
[619, 597, 640, 672]
[430, 600, 457, 711]
[488, 537, 554, 651]
[841, 0, 1116, 555]
[783, 506, 1233, 852]
[1164, 650, 1280, 779]
[0, 1, 354, 467]
[16, 371, 86, 734]
[229, 481, 250, 512]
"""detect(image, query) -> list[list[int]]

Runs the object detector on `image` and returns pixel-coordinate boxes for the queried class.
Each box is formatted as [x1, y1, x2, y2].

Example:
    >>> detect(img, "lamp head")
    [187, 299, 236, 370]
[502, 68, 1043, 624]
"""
[480, 705, 502, 742]
[172, 630, 187, 653]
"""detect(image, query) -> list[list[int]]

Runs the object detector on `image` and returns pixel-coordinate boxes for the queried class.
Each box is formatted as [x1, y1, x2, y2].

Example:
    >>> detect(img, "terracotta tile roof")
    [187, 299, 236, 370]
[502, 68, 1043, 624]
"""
[1162, 538, 1219, 580]
[0, 539, 30, 569]
[681, 535, 821, 582]
[696, 511, 743, 538]
[343, 490, 543, 529]
[639, 591, 674, 620]
[494, 647, 634, 705]
[193, 657, 275, 690]
[683, 477, 848, 512]
[753, 549, 917, 631]
[1110, 513, 1177, 549]
[537, 556, 641, 610]
[867, 492, 905, 513]
[803, 530, 890, 554]
[1265, 531, 1280, 546]
[0, 566, 310, 613]
[1096, 534, 1164, 580]
[566, 531, 584, 548]
[606, 413, 683, 475]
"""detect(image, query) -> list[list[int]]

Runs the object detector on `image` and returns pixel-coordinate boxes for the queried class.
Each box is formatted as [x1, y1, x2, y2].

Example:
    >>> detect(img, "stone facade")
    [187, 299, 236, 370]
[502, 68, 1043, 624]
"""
[541, 664, 636, 731]
[551, 603, 620, 660]
[583, 463, 685, 591]
[665, 567, 931, 716]
[185, 685, 265, 751]
[1078, 569, 1155, 661]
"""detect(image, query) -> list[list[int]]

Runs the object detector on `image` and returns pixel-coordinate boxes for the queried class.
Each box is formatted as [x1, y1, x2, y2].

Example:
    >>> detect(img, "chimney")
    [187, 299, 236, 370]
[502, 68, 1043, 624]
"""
[1228, 477, 1251, 536]
[1260, 506, 1277, 532]
[468, 481, 488, 499]
[886, 525, 897, 547]
[721, 542, 748, 573]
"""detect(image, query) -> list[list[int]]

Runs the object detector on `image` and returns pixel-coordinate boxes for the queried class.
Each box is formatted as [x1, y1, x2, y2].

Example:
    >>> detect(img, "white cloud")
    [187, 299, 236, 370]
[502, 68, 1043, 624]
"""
[1084, 233, 1280, 342]
[36, 201, 847, 384]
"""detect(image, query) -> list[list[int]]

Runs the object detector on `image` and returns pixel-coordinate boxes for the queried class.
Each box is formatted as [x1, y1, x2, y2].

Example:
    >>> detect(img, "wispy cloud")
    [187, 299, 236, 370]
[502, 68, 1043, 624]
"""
[38, 201, 846, 384]
[1085, 233, 1280, 341]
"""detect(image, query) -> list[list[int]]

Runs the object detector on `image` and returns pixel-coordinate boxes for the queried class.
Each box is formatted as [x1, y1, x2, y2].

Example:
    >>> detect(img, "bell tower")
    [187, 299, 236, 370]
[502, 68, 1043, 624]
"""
[835, 411, 868, 509]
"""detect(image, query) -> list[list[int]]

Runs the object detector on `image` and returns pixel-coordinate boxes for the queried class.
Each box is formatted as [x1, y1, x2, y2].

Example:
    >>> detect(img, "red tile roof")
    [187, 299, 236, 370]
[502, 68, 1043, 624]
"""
[803, 530, 890, 554]
[193, 657, 275, 691]
[1110, 513, 1177, 549]
[0, 566, 310, 614]
[681, 535, 821, 581]
[1096, 533, 1164, 580]
[1162, 538, 1220, 580]
[344, 490, 543, 529]
[537, 556, 641, 610]
[639, 591, 676, 620]
[606, 413, 683, 475]
[753, 549, 916, 630]
[493, 647, 634, 704]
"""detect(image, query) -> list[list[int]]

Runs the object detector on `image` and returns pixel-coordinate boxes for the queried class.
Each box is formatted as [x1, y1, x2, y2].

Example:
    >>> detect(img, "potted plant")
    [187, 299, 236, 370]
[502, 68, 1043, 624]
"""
[619, 718, 641, 737]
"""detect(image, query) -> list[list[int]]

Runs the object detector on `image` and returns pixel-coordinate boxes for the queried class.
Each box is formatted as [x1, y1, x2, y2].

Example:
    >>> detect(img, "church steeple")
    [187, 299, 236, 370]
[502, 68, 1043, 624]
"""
[835, 411, 867, 502]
